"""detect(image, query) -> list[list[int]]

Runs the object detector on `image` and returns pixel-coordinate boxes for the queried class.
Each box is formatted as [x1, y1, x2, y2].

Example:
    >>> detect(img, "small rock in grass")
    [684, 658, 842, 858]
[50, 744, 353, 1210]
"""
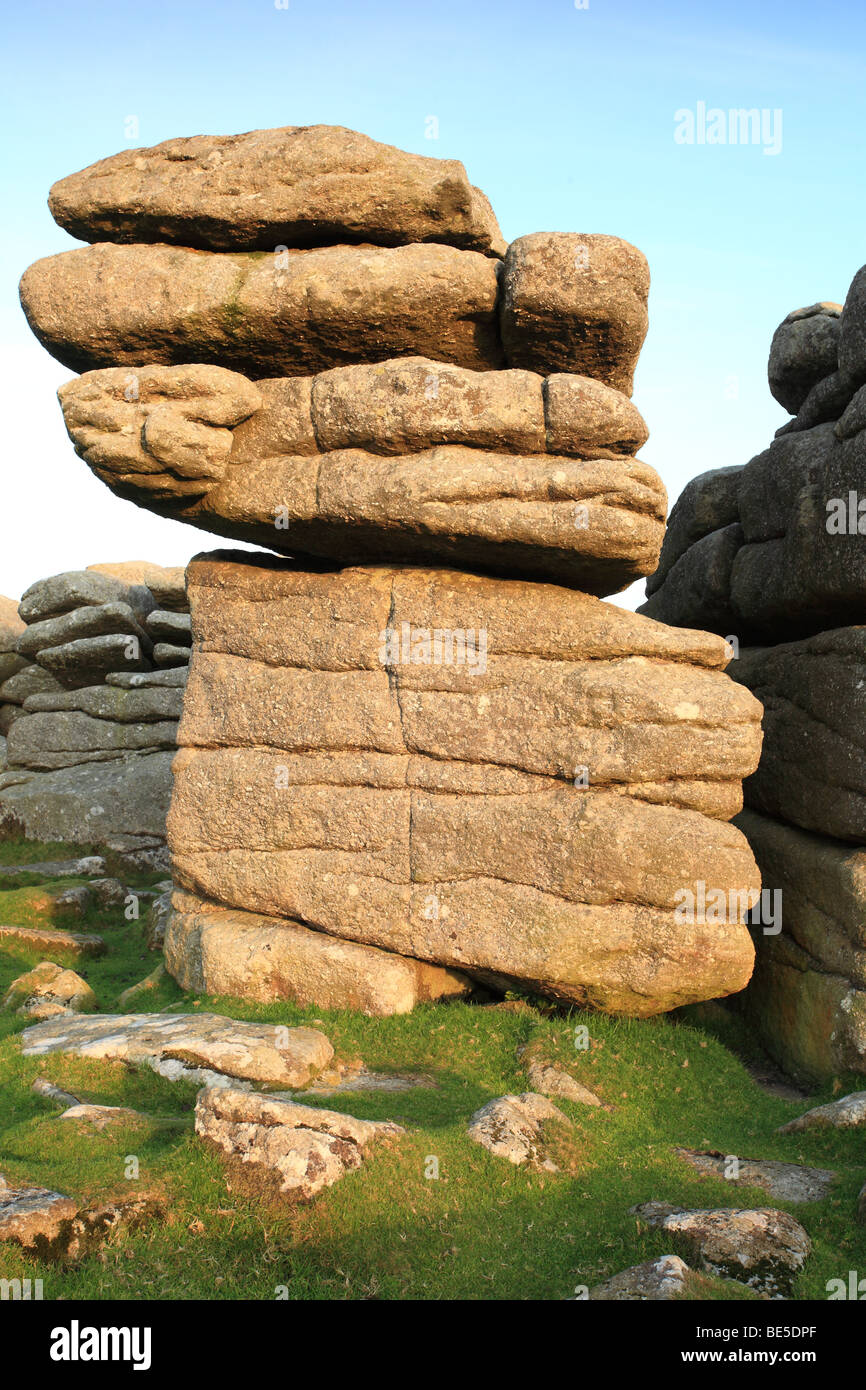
[778, 1091, 866, 1134]
[467, 1092, 572, 1170]
[588, 1254, 691, 1301]
[195, 1086, 403, 1200]
[630, 1202, 811, 1298]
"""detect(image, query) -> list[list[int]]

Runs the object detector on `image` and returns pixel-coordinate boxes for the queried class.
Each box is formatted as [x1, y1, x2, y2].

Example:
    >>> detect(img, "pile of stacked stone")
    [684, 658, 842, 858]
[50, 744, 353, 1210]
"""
[20, 124, 764, 1016]
[642, 270, 866, 1081]
[0, 562, 190, 859]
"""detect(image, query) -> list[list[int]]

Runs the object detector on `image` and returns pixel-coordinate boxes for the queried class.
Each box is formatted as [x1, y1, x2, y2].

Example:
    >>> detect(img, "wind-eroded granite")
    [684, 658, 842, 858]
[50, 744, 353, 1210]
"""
[58, 358, 661, 595]
[164, 552, 763, 1016]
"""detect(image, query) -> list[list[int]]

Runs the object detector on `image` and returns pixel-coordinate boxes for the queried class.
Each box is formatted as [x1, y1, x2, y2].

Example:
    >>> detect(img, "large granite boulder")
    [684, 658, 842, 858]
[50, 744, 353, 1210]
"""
[58, 359, 662, 595]
[48, 125, 506, 256]
[20, 241, 505, 379]
[164, 552, 763, 1015]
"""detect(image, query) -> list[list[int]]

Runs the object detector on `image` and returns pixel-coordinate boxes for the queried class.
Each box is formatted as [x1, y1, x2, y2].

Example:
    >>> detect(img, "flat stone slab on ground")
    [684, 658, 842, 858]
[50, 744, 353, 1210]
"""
[20, 1011, 334, 1088]
[631, 1202, 811, 1297]
[195, 1085, 403, 1200]
[0, 925, 106, 958]
[778, 1091, 866, 1134]
[676, 1148, 835, 1203]
[0, 856, 106, 881]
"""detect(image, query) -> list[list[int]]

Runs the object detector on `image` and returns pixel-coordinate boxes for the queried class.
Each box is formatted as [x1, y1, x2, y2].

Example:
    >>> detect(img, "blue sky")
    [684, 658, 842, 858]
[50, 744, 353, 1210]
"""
[2, 0, 865, 603]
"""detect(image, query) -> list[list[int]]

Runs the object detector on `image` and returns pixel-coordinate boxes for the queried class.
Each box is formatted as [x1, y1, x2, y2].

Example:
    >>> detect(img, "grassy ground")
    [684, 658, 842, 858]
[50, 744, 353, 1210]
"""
[0, 838, 864, 1301]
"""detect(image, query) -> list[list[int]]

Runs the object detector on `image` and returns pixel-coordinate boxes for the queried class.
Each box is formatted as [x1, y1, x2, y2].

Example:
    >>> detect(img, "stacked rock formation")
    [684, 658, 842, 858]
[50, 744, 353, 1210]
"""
[642, 271, 866, 1081]
[20, 124, 764, 1015]
[0, 563, 190, 859]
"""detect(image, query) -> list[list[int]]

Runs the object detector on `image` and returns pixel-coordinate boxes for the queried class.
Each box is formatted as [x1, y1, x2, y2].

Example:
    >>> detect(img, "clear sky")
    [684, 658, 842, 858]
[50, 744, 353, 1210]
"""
[2, 0, 865, 606]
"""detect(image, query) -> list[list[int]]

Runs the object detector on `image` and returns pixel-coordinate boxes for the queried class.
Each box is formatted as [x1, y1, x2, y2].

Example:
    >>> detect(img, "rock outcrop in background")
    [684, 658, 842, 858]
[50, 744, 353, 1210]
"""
[0, 563, 189, 862]
[641, 271, 866, 1082]
[19, 124, 764, 1014]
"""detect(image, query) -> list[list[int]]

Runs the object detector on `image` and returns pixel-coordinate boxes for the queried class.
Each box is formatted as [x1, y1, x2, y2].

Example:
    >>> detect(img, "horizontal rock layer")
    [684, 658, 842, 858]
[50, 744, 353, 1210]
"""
[59, 359, 661, 595]
[48, 124, 506, 256]
[165, 888, 475, 1016]
[22, 233, 648, 391]
[165, 553, 762, 1015]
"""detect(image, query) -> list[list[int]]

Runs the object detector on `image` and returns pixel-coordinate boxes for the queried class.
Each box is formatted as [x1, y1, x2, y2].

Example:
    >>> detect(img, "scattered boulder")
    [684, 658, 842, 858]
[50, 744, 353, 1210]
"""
[20, 1011, 334, 1088]
[88, 877, 129, 909]
[630, 1202, 811, 1297]
[588, 1254, 691, 1301]
[467, 1092, 572, 1170]
[676, 1149, 835, 1203]
[58, 1104, 143, 1131]
[2, 961, 96, 1018]
[0, 1181, 163, 1262]
[0, 1183, 79, 1257]
[53, 885, 92, 916]
[194, 1085, 403, 1199]
[778, 1091, 866, 1134]
[522, 1054, 602, 1107]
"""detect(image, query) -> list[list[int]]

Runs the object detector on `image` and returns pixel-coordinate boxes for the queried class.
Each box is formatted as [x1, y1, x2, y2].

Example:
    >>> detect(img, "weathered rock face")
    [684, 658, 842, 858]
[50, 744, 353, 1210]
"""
[164, 553, 762, 1015]
[58, 359, 661, 595]
[48, 125, 506, 256]
[194, 1085, 403, 1200]
[18, 125, 763, 1019]
[0, 564, 189, 853]
[642, 267, 866, 1082]
[732, 809, 866, 1083]
[778, 1091, 866, 1134]
[729, 631, 866, 843]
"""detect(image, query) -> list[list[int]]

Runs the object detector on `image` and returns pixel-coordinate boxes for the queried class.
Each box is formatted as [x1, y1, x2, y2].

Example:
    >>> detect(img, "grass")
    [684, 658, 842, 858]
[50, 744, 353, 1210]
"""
[0, 839, 864, 1301]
